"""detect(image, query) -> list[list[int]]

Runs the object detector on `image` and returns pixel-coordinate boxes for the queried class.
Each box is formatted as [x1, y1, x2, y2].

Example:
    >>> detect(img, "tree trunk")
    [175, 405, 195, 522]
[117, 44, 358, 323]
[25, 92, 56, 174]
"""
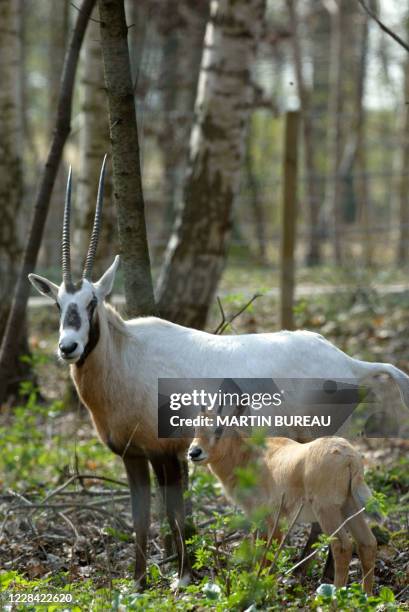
[325, 0, 345, 265]
[397, 14, 409, 265]
[98, 0, 156, 318]
[0, 0, 31, 398]
[75, 13, 115, 278]
[280, 111, 299, 330]
[0, 0, 96, 406]
[40, 0, 70, 268]
[397, 53, 409, 264]
[310, 4, 330, 248]
[157, 0, 208, 236]
[354, 8, 372, 267]
[157, 0, 266, 329]
[286, 0, 321, 266]
[245, 127, 267, 264]
[125, 0, 150, 85]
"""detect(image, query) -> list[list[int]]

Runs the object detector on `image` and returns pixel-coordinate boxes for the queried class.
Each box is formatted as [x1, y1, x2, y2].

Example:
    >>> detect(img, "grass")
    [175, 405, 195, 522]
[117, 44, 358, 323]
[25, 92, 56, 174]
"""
[2, 281, 409, 610]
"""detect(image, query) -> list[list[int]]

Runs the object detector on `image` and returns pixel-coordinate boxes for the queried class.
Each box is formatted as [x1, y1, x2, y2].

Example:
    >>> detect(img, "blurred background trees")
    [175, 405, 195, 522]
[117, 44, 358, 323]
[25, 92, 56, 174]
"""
[1, 0, 409, 384]
[0, 0, 30, 392]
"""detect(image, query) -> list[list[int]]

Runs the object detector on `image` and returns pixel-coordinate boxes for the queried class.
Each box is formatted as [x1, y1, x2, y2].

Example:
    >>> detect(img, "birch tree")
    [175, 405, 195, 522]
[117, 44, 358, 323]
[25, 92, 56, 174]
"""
[158, 0, 208, 231]
[75, 15, 115, 277]
[157, 0, 266, 328]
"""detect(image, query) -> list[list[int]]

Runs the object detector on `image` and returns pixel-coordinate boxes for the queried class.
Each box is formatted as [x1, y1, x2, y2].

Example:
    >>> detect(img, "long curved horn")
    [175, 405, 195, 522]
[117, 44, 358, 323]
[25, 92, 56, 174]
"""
[83, 154, 108, 280]
[62, 166, 73, 288]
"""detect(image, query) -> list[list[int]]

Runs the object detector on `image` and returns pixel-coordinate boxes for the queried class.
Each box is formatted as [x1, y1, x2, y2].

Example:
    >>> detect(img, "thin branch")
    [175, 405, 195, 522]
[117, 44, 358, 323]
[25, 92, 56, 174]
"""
[270, 502, 304, 572]
[256, 494, 284, 578]
[214, 297, 226, 334]
[121, 421, 141, 460]
[357, 0, 409, 54]
[285, 506, 365, 575]
[70, 2, 102, 23]
[214, 293, 262, 335]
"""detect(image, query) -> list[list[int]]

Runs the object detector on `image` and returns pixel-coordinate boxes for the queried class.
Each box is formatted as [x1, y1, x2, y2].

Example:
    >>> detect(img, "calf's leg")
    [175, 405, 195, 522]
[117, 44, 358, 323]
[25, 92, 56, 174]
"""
[347, 510, 377, 594]
[297, 522, 335, 580]
[314, 505, 353, 588]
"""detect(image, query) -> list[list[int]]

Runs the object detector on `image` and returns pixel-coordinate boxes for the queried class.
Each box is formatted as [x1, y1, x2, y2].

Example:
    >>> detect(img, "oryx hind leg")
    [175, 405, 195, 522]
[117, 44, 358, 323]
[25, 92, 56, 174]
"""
[296, 522, 335, 581]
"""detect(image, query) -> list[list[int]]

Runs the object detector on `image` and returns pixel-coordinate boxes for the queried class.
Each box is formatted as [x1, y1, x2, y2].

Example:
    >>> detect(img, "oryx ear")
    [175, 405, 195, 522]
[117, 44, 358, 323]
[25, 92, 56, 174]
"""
[94, 255, 120, 299]
[28, 274, 59, 301]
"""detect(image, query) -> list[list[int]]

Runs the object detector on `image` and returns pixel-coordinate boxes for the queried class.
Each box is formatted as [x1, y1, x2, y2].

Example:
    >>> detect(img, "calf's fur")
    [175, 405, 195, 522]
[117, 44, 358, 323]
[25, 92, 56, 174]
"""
[189, 434, 377, 593]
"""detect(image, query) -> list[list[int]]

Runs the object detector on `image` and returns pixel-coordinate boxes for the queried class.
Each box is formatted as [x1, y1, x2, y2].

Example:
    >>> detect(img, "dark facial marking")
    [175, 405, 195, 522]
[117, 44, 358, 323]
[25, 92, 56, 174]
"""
[76, 304, 99, 368]
[63, 303, 81, 330]
[87, 295, 98, 318]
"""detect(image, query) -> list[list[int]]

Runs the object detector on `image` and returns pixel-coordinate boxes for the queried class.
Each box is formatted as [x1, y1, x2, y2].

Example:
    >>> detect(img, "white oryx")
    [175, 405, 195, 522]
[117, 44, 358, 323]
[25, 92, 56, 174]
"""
[29, 158, 409, 588]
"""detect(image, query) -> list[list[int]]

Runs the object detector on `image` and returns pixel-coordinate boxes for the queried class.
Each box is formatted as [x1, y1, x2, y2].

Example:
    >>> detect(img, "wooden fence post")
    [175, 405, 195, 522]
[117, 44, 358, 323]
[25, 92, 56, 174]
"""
[280, 110, 299, 330]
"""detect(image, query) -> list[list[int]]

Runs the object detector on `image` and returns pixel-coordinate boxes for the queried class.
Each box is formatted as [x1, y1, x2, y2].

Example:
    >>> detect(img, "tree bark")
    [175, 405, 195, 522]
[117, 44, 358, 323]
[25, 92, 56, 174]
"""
[157, 0, 208, 235]
[280, 111, 299, 330]
[0, 0, 31, 398]
[0, 0, 96, 406]
[286, 0, 321, 266]
[125, 0, 150, 85]
[40, 0, 70, 268]
[245, 126, 267, 264]
[75, 13, 115, 277]
[157, 0, 266, 329]
[397, 15, 409, 266]
[98, 0, 156, 318]
[354, 8, 372, 267]
[310, 4, 330, 246]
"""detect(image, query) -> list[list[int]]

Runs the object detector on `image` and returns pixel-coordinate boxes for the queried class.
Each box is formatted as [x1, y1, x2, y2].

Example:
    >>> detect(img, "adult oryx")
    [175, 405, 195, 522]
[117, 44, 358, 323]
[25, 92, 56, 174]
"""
[29, 158, 409, 589]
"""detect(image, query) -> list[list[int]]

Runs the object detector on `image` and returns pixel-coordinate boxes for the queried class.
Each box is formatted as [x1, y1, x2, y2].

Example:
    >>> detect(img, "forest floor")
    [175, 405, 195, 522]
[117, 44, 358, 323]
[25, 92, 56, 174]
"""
[1, 265, 409, 610]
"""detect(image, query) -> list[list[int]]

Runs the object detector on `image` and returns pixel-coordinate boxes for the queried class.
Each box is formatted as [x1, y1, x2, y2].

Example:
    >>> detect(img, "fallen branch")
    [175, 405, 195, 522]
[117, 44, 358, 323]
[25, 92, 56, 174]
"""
[41, 473, 128, 505]
[8, 501, 130, 531]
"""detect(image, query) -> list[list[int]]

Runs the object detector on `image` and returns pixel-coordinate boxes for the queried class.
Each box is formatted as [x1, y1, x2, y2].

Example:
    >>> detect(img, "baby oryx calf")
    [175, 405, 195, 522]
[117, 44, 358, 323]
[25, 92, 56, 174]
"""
[188, 432, 377, 593]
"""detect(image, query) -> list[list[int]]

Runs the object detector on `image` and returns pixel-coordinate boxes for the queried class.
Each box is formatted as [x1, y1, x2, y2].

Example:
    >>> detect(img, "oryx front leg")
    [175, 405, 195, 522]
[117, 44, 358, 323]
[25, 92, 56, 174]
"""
[123, 454, 151, 590]
[150, 454, 192, 589]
